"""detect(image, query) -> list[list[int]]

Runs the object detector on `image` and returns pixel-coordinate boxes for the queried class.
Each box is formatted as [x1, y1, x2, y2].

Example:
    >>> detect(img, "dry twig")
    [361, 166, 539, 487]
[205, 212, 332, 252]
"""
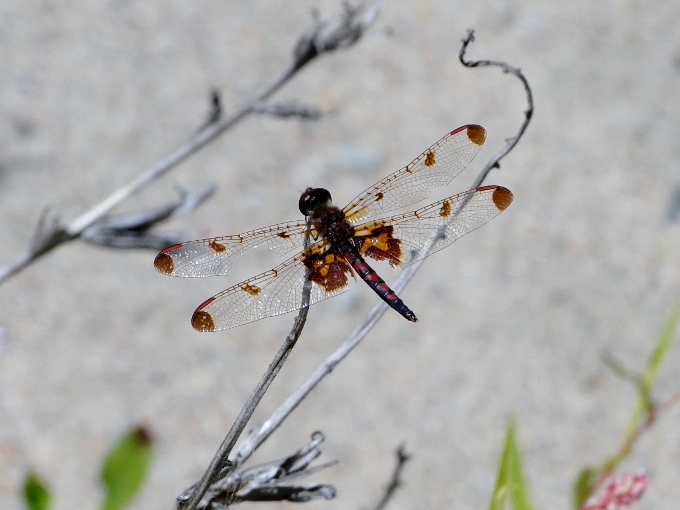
[253, 101, 323, 120]
[81, 186, 215, 250]
[226, 30, 533, 480]
[459, 29, 534, 188]
[178, 432, 337, 508]
[176, 8, 385, 507]
[371, 444, 411, 510]
[178, 245, 312, 510]
[0, 1, 381, 285]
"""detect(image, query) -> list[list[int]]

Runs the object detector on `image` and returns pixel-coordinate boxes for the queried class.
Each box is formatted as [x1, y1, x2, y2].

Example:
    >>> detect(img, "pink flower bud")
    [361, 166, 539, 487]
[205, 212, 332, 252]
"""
[582, 471, 648, 510]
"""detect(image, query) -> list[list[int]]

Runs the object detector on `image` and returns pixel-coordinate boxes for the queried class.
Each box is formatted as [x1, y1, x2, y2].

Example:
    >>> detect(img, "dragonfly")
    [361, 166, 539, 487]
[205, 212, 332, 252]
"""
[154, 125, 513, 331]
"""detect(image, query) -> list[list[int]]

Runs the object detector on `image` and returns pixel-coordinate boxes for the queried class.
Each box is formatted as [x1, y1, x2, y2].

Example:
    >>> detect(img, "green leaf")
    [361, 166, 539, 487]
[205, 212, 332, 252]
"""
[23, 471, 51, 510]
[489, 427, 511, 510]
[100, 426, 153, 510]
[625, 306, 679, 438]
[644, 306, 679, 384]
[572, 467, 595, 509]
[488, 419, 535, 510]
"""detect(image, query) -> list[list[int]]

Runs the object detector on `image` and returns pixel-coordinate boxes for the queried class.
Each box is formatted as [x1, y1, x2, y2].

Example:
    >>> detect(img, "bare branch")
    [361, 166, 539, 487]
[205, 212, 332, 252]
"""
[293, 1, 384, 69]
[253, 101, 323, 120]
[170, 185, 218, 217]
[0, 1, 382, 287]
[199, 90, 223, 130]
[236, 484, 335, 503]
[172, 7, 385, 507]
[178, 211, 315, 509]
[27, 208, 73, 256]
[179, 432, 337, 508]
[371, 444, 411, 510]
[228, 29, 533, 469]
[459, 29, 534, 188]
[177, 293, 311, 510]
[81, 186, 215, 250]
[0, 209, 74, 282]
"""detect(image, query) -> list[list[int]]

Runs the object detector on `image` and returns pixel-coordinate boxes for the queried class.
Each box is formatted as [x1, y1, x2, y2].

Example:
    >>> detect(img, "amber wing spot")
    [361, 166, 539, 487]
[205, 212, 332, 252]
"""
[375, 192, 384, 202]
[358, 225, 402, 266]
[277, 232, 290, 239]
[466, 125, 487, 146]
[154, 252, 174, 274]
[492, 186, 514, 211]
[209, 240, 226, 252]
[192, 310, 215, 332]
[240, 283, 261, 296]
[439, 200, 451, 217]
[304, 251, 350, 293]
[424, 150, 436, 166]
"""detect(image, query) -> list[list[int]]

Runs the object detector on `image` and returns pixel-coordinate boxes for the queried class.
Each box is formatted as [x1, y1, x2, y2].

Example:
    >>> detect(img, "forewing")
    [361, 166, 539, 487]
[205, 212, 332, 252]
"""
[343, 125, 486, 224]
[190, 241, 353, 331]
[154, 219, 313, 278]
[353, 186, 513, 268]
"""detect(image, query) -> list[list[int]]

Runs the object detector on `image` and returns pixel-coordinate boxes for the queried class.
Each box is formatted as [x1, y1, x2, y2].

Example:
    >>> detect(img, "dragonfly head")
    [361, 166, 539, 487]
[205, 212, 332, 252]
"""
[299, 187, 332, 217]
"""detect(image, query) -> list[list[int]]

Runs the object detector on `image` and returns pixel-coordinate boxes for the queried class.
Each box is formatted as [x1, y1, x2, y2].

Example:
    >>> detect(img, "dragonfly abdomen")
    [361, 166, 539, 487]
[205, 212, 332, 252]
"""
[340, 243, 418, 323]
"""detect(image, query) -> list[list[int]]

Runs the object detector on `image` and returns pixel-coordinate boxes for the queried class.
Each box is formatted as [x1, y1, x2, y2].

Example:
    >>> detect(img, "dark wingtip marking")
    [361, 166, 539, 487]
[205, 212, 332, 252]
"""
[154, 252, 174, 274]
[192, 309, 215, 332]
[466, 125, 486, 146]
[492, 186, 513, 211]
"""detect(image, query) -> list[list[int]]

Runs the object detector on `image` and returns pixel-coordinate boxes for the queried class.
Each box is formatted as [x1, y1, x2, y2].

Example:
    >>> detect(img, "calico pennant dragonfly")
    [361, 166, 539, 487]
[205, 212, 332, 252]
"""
[155, 125, 512, 331]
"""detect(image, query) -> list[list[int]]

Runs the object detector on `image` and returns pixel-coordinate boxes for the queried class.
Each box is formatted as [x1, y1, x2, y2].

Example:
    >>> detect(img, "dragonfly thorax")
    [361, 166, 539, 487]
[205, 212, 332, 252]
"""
[312, 207, 354, 248]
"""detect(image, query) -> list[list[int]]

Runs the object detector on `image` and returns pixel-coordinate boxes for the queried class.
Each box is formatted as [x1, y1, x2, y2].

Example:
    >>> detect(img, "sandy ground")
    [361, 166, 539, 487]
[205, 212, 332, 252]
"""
[1, 1, 679, 509]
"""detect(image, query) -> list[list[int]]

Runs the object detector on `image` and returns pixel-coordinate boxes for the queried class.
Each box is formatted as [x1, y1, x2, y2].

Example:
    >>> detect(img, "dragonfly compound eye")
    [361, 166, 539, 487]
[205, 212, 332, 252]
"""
[298, 188, 332, 216]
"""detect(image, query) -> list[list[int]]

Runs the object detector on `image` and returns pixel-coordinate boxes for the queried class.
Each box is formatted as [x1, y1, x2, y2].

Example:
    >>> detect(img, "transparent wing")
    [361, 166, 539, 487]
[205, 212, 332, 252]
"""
[154, 219, 314, 278]
[343, 125, 487, 224]
[190, 241, 353, 331]
[353, 186, 513, 268]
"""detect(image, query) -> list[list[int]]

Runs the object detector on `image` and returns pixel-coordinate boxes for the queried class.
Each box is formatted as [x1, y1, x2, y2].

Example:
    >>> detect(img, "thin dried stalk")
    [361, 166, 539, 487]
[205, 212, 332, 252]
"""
[230, 27, 533, 477]
[0, 1, 383, 286]
[174, 8, 385, 509]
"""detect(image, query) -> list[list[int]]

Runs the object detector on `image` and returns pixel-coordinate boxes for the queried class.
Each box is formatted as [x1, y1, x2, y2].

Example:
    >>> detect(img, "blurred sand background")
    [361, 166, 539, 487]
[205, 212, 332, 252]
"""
[1, 1, 679, 509]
